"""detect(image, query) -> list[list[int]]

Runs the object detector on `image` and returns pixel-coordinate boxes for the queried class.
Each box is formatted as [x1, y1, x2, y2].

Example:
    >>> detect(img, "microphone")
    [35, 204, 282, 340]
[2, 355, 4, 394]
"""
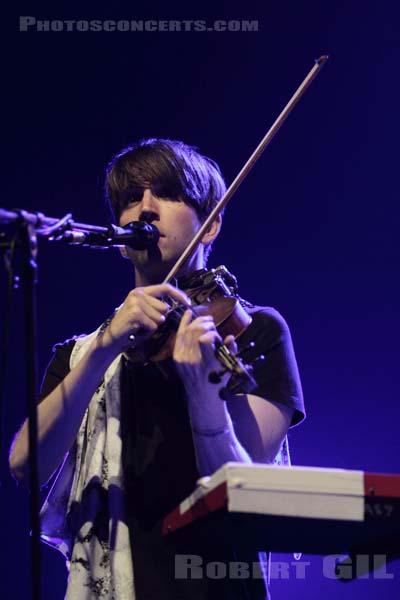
[109, 221, 160, 249]
[54, 221, 160, 250]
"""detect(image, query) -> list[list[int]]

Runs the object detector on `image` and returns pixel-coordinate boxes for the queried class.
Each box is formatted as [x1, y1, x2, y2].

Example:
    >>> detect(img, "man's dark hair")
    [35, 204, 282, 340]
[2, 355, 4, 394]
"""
[105, 138, 226, 224]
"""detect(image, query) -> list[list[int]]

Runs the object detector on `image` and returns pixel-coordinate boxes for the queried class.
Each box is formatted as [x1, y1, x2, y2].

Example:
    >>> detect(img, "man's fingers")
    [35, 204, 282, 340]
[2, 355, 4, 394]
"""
[198, 330, 221, 346]
[223, 334, 237, 353]
[142, 283, 191, 307]
[136, 302, 167, 327]
[182, 309, 193, 324]
[128, 289, 169, 315]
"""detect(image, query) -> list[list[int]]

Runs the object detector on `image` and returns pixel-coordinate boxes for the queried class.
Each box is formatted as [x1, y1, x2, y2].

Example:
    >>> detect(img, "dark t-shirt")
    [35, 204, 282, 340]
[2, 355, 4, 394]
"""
[40, 305, 304, 599]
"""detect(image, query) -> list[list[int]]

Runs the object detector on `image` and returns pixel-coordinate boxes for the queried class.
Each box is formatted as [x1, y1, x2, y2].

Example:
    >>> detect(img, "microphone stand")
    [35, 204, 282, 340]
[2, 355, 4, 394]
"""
[0, 212, 41, 600]
[22, 221, 41, 600]
[0, 207, 158, 600]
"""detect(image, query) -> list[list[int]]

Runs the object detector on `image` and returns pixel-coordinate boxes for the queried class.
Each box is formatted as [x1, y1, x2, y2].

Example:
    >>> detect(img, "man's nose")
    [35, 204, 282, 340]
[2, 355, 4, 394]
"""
[139, 189, 160, 223]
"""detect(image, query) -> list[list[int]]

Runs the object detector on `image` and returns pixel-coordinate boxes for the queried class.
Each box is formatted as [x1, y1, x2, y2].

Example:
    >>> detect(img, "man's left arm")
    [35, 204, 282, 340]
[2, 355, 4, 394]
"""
[191, 394, 293, 476]
[173, 310, 295, 476]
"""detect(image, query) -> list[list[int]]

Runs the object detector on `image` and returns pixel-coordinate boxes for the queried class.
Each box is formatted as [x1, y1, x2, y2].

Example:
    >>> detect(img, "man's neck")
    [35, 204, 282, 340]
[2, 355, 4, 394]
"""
[134, 255, 206, 287]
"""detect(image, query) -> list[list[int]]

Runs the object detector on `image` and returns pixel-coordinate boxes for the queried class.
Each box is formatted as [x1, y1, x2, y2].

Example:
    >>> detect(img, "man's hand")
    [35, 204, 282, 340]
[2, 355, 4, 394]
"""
[173, 310, 236, 410]
[102, 283, 190, 355]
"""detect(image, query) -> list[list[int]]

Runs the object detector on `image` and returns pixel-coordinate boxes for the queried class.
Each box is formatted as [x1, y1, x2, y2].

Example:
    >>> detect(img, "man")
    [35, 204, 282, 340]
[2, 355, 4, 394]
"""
[10, 138, 305, 599]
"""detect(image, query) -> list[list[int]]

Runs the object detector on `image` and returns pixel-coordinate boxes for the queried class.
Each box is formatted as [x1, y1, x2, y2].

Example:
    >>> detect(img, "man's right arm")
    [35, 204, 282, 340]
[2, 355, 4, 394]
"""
[9, 334, 119, 487]
[9, 283, 190, 487]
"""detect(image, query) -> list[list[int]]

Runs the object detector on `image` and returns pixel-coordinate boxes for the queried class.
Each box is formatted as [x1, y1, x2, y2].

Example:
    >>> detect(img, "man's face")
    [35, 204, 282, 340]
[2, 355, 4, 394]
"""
[119, 188, 204, 276]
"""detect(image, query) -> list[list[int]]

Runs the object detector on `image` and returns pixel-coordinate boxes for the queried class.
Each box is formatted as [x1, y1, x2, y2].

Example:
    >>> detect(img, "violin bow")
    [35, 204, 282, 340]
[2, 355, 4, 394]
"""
[163, 55, 328, 284]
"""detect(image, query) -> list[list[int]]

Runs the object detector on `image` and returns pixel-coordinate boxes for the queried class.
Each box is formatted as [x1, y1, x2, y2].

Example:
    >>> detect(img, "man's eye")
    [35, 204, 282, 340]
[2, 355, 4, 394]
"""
[127, 189, 143, 203]
[157, 192, 182, 202]
[152, 185, 180, 200]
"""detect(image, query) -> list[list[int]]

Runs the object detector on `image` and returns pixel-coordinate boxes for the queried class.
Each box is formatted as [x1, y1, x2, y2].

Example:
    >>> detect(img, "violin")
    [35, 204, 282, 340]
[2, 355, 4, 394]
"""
[122, 56, 328, 398]
[124, 265, 262, 399]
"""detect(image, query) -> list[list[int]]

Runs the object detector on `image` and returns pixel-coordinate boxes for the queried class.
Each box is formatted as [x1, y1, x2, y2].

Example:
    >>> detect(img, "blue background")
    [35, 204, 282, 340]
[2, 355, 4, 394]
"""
[2, 1, 400, 598]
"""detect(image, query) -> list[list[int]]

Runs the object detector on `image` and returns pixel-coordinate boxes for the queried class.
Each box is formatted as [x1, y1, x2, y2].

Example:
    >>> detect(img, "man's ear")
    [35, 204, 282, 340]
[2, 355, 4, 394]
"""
[201, 214, 221, 245]
[119, 246, 130, 259]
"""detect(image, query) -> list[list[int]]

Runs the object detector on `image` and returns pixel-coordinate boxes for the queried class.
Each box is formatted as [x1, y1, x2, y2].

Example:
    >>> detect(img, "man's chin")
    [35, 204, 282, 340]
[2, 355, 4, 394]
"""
[128, 245, 162, 264]
[133, 248, 180, 279]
